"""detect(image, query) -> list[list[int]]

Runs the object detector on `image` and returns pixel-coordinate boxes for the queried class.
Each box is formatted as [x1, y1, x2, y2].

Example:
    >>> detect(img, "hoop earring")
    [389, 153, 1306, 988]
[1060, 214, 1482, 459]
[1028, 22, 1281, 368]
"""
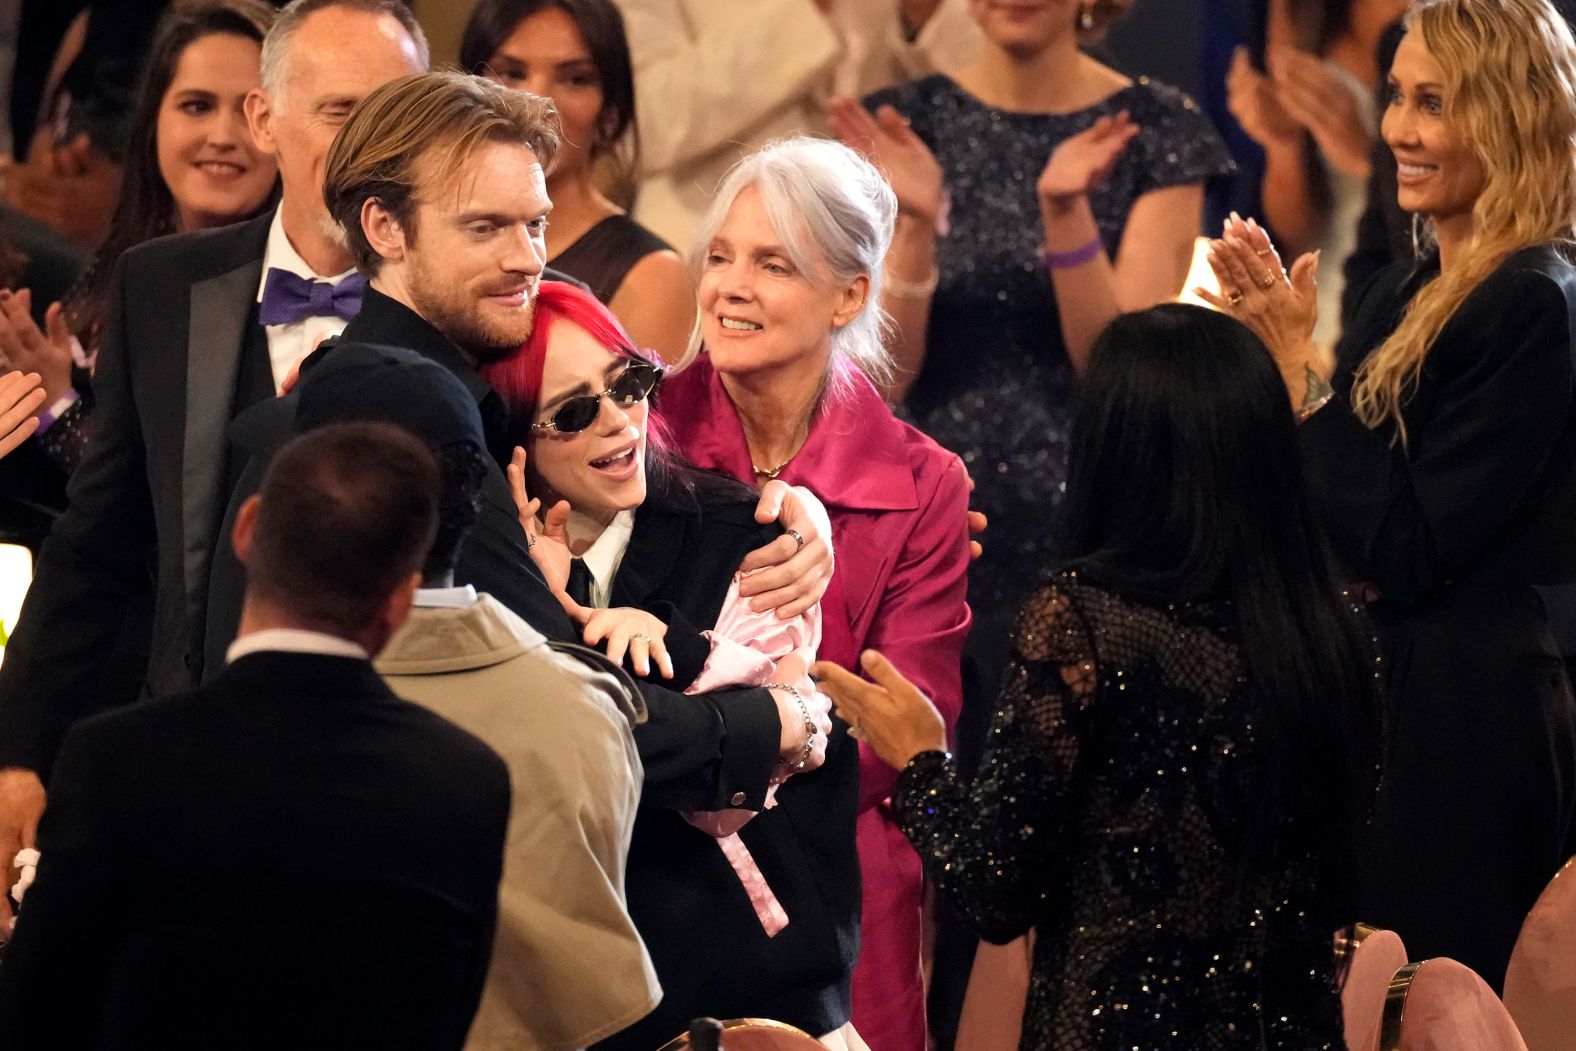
[1078, 1, 1096, 31]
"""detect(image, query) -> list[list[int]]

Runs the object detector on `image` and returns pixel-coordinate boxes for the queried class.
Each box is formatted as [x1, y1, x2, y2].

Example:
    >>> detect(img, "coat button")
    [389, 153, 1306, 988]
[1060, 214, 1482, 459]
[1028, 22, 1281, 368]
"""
[730, 791, 747, 807]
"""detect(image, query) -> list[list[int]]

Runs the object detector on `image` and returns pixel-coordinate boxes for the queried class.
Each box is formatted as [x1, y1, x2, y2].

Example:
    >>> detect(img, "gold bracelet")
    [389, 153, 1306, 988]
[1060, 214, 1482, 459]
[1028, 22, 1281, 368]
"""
[883, 267, 940, 300]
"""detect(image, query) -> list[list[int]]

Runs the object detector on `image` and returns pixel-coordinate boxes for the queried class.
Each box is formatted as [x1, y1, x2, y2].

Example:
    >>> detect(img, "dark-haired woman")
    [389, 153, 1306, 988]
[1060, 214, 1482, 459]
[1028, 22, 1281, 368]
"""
[0, 0, 278, 476]
[462, 0, 695, 364]
[816, 305, 1380, 1050]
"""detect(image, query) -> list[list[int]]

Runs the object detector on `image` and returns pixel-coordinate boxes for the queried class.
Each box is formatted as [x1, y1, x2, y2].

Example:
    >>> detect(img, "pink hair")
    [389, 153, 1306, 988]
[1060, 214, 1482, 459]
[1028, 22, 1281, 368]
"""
[481, 281, 668, 447]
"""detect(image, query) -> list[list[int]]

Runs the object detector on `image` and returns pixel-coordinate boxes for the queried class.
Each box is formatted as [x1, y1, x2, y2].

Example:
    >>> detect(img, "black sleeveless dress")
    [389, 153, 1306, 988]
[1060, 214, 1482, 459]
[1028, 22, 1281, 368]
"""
[548, 214, 673, 304]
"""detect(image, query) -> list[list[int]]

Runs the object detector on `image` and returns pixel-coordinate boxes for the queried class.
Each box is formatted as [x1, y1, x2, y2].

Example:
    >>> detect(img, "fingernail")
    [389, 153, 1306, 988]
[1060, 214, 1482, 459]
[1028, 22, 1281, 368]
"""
[1230, 210, 1243, 224]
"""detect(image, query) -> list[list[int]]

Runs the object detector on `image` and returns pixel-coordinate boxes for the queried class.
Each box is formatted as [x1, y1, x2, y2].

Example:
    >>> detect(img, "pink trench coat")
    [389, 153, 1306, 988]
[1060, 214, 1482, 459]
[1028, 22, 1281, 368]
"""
[660, 356, 972, 1051]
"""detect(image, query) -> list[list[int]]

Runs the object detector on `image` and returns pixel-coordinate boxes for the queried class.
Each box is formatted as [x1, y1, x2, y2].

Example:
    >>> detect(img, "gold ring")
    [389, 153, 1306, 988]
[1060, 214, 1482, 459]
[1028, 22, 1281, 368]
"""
[1258, 272, 1277, 289]
[631, 634, 653, 644]
[1226, 289, 1244, 307]
[1256, 248, 1274, 257]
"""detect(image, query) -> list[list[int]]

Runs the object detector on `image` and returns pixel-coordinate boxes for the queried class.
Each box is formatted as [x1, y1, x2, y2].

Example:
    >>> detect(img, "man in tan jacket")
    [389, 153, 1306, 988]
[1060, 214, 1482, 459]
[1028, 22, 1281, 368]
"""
[234, 341, 659, 1049]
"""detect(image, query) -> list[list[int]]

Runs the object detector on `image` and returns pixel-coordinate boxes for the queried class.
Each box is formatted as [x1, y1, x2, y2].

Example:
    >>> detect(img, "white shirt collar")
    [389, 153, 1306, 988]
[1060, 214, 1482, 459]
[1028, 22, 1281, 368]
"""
[413, 584, 479, 609]
[226, 628, 369, 664]
[579, 510, 636, 609]
[256, 208, 359, 301]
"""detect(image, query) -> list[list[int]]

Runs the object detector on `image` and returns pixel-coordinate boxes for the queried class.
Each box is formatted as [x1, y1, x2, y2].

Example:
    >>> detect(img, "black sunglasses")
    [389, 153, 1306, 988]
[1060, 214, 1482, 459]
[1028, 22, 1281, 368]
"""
[530, 360, 664, 434]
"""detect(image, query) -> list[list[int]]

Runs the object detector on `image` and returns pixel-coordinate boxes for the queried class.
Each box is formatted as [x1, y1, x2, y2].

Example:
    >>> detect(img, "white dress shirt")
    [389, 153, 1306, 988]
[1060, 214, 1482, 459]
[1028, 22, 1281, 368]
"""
[226, 628, 369, 664]
[577, 511, 636, 609]
[256, 209, 359, 391]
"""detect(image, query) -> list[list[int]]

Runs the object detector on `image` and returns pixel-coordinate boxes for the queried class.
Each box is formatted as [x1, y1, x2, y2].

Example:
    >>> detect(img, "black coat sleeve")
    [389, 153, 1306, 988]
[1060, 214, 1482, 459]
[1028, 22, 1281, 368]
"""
[0, 257, 154, 777]
[1301, 265, 1576, 602]
[456, 480, 782, 812]
[0, 720, 122, 1046]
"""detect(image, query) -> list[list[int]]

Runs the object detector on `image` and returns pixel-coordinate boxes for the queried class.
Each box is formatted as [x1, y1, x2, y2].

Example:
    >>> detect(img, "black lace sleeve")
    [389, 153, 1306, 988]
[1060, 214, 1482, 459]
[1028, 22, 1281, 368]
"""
[892, 581, 1097, 943]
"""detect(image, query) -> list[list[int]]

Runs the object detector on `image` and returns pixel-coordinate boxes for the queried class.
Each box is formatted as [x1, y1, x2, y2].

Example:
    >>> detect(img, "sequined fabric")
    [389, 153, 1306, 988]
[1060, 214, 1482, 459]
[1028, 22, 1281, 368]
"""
[862, 76, 1234, 617]
[893, 575, 1344, 1049]
[37, 396, 91, 474]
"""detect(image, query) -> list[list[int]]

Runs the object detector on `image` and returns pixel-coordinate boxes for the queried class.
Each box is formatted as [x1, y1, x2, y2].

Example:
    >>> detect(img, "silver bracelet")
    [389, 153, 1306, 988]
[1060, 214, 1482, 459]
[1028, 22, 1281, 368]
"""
[883, 267, 940, 300]
[768, 682, 816, 771]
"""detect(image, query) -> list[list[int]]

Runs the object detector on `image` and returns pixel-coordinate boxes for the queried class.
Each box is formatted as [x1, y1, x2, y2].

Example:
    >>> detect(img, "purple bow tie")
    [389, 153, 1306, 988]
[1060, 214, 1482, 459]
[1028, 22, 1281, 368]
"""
[258, 268, 367, 326]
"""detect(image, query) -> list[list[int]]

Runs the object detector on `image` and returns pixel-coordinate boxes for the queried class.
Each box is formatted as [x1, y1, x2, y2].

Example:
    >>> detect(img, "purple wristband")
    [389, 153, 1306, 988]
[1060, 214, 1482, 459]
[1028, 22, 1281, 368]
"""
[36, 388, 80, 433]
[1041, 236, 1105, 270]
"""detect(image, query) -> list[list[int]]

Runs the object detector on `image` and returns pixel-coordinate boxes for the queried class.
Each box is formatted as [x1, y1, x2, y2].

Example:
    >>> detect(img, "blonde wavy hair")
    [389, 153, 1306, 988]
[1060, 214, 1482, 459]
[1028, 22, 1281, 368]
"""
[1351, 0, 1576, 442]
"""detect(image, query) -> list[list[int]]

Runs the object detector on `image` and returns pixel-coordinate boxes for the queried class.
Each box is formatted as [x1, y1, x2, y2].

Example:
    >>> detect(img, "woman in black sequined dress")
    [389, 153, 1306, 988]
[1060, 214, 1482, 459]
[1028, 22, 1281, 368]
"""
[830, 1, 1234, 657]
[815, 305, 1381, 1050]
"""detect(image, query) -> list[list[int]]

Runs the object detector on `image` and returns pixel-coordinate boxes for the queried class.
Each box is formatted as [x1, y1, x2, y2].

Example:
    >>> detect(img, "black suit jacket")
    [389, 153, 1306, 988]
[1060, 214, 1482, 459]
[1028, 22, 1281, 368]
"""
[0, 650, 510, 1050]
[0, 211, 276, 778]
[594, 474, 861, 1049]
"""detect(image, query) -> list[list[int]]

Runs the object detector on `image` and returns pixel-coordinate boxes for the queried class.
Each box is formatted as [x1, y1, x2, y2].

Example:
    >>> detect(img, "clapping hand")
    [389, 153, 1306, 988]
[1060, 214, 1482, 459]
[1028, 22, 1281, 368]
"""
[1037, 111, 1141, 210]
[1226, 46, 1302, 152]
[827, 96, 946, 228]
[812, 650, 947, 771]
[0, 370, 45, 459]
[1194, 213, 1323, 396]
[1269, 47, 1375, 178]
[0, 289, 77, 404]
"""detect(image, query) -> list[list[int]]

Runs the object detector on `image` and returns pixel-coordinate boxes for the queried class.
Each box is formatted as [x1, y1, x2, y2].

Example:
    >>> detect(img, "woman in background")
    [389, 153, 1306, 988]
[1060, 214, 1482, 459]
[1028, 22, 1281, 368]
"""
[461, 0, 695, 364]
[1207, 0, 1576, 991]
[0, 0, 279, 475]
[818, 304, 1380, 1050]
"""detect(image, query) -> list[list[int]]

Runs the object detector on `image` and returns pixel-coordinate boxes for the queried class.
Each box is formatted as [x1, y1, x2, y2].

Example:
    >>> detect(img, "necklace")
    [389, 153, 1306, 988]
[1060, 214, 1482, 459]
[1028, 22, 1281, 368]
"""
[752, 454, 797, 481]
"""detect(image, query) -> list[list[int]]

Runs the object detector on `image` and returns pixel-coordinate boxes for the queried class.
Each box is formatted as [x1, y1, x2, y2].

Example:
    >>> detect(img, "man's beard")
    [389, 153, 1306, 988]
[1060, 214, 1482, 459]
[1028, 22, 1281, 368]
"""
[408, 264, 536, 364]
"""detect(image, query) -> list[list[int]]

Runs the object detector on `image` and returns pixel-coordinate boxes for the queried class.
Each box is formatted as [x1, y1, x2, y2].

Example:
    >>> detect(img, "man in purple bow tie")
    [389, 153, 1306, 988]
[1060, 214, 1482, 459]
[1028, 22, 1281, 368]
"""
[0, 0, 428, 936]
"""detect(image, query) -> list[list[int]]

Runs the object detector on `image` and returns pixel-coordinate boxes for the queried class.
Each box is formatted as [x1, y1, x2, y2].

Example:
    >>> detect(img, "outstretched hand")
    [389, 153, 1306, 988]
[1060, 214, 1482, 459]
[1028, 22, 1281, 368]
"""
[1037, 111, 1140, 209]
[811, 650, 947, 771]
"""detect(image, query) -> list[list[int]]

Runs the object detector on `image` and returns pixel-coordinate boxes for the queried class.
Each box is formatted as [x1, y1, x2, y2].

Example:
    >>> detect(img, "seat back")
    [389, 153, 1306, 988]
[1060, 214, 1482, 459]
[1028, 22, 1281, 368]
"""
[1340, 926, 1409, 1051]
[1380, 958, 1529, 1051]
[657, 1018, 824, 1051]
[1503, 857, 1576, 1051]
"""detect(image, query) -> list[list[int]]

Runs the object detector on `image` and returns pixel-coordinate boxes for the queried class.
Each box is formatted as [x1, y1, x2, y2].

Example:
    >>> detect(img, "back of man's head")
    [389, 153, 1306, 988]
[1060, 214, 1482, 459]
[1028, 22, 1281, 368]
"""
[247, 421, 439, 636]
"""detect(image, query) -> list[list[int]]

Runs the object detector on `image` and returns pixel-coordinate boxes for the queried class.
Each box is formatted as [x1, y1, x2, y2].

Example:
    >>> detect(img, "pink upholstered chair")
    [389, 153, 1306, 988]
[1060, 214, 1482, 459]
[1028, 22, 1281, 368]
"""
[1338, 925, 1409, 1051]
[1503, 857, 1576, 1051]
[1380, 958, 1529, 1051]
[954, 932, 1036, 1051]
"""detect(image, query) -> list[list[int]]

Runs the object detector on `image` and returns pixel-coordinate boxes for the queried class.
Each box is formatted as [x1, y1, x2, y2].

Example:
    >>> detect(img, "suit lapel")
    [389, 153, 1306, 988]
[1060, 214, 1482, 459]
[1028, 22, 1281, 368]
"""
[183, 255, 265, 633]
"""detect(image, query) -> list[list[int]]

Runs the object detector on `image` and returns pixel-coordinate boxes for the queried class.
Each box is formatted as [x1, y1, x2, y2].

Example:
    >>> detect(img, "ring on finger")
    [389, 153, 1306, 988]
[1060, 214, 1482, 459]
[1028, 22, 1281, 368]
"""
[1255, 248, 1274, 257]
[787, 528, 806, 552]
[1226, 288, 1244, 307]
[524, 533, 535, 551]
[1258, 271, 1277, 289]
[630, 633, 653, 644]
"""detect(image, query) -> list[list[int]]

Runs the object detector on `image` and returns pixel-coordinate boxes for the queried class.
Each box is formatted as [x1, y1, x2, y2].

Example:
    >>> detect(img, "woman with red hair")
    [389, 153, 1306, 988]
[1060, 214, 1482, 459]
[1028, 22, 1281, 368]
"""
[483, 280, 863, 1051]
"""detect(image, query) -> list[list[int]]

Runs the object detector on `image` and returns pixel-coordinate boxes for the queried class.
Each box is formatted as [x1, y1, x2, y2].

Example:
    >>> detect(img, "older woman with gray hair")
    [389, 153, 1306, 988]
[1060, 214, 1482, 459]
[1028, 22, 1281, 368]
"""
[660, 136, 972, 1051]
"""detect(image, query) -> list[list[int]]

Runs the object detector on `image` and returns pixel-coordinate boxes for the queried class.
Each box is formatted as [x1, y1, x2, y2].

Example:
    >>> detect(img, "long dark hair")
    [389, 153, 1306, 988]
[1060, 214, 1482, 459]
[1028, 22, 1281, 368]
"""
[459, 0, 640, 190]
[66, 0, 278, 345]
[1060, 304, 1379, 916]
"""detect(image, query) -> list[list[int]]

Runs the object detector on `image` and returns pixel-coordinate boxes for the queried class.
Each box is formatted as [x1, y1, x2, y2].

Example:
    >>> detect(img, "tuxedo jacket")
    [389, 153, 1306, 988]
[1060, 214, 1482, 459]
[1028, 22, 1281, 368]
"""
[0, 650, 510, 1050]
[0, 211, 277, 778]
[205, 289, 787, 815]
[593, 472, 861, 1050]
